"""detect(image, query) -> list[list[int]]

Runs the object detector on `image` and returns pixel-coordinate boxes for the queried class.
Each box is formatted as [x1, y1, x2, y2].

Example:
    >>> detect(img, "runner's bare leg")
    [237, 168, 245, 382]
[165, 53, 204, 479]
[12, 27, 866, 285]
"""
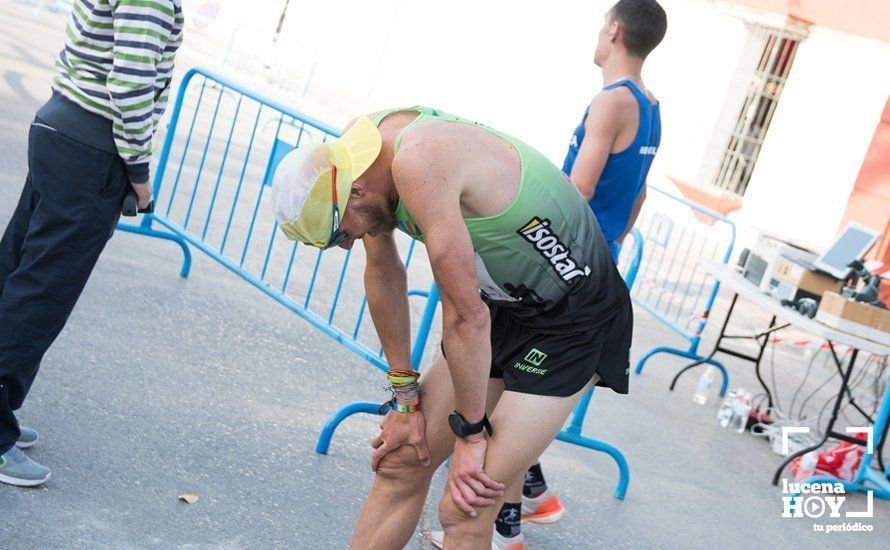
[440, 375, 600, 549]
[350, 357, 504, 549]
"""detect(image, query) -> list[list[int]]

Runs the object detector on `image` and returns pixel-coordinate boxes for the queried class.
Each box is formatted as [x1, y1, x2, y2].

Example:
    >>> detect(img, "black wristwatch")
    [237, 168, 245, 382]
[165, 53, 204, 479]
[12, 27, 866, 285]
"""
[448, 411, 493, 438]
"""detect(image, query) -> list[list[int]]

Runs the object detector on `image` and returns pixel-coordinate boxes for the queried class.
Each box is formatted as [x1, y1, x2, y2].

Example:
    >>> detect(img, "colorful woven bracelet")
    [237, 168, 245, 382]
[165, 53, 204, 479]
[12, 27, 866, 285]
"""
[388, 369, 421, 378]
[378, 399, 420, 414]
[387, 375, 418, 385]
[387, 369, 421, 385]
[392, 400, 420, 413]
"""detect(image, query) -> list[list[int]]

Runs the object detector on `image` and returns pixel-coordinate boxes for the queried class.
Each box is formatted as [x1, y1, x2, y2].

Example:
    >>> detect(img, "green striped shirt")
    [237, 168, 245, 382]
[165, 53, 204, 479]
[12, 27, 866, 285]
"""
[53, 0, 184, 182]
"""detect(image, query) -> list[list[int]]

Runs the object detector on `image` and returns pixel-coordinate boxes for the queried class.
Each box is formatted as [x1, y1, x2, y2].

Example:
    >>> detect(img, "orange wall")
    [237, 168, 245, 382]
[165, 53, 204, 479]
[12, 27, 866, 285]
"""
[726, 0, 890, 43]
[838, 97, 890, 266]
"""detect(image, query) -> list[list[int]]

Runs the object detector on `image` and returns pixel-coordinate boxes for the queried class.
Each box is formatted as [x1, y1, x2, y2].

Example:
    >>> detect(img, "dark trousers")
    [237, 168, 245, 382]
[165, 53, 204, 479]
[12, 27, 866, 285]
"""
[0, 119, 129, 453]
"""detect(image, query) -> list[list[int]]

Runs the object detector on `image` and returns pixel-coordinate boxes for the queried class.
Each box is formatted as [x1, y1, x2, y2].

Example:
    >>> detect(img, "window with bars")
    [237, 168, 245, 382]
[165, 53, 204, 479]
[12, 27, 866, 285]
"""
[712, 25, 803, 196]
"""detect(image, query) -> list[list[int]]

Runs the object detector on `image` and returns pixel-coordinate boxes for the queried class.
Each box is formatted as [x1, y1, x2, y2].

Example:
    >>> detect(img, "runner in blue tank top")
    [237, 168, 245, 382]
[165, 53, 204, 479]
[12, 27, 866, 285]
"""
[563, 78, 661, 261]
[562, 3, 663, 264]
[477, 3, 667, 547]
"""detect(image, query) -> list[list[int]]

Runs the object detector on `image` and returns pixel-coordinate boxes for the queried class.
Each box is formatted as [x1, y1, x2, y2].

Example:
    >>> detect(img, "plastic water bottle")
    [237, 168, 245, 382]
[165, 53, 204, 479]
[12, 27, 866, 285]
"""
[728, 389, 753, 432]
[730, 390, 754, 433]
[692, 366, 715, 405]
[716, 390, 736, 427]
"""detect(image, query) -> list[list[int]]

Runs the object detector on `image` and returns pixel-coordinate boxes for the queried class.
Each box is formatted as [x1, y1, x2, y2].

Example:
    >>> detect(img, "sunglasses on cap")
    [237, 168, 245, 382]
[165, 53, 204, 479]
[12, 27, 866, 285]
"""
[321, 164, 347, 250]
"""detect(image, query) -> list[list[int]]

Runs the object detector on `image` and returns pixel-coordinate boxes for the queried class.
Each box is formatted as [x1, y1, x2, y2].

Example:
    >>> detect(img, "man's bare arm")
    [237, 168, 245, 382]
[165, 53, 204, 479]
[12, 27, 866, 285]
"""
[364, 231, 432, 470]
[569, 91, 627, 201]
[393, 132, 490, 424]
[363, 232, 412, 371]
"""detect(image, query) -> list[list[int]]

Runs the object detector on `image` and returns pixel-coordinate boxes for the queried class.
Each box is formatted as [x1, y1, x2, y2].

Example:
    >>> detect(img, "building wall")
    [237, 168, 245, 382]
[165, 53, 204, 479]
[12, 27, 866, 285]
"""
[693, 20, 767, 188]
[734, 28, 890, 251]
[639, 0, 749, 190]
[725, 0, 890, 43]
[837, 98, 890, 266]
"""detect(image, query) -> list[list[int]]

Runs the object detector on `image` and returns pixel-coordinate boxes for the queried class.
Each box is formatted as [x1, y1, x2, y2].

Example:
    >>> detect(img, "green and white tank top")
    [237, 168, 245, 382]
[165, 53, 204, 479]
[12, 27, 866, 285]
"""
[374, 106, 626, 328]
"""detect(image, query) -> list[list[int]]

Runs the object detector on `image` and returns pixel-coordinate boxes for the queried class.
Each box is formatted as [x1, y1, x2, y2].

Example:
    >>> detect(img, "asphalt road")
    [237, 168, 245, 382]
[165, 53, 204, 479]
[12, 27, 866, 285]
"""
[0, 3, 887, 548]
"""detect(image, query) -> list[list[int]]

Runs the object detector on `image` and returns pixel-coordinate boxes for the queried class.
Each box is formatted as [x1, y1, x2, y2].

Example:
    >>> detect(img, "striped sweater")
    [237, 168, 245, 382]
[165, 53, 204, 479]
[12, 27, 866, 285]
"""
[52, 0, 184, 183]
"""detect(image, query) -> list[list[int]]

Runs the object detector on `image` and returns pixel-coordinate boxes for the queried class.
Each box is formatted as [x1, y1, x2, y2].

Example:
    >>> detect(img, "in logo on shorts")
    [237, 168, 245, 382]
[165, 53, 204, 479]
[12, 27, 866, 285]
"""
[514, 348, 549, 375]
[524, 348, 548, 366]
[517, 217, 590, 284]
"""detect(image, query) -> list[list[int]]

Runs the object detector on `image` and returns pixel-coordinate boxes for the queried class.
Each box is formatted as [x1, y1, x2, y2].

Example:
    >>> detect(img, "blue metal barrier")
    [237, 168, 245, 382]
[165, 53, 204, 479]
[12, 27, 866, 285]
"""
[631, 186, 736, 396]
[8, 0, 73, 16]
[122, 66, 638, 502]
[554, 226, 643, 499]
[618, 227, 644, 289]
[117, 67, 440, 376]
[319, 229, 644, 500]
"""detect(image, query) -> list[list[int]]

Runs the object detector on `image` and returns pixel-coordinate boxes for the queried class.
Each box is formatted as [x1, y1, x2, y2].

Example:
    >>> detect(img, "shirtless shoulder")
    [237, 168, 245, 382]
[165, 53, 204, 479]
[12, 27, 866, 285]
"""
[391, 122, 463, 184]
[588, 87, 642, 154]
[589, 87, 637, 126]
[392, 121, 516, 219]
[391, 123, 464, 204]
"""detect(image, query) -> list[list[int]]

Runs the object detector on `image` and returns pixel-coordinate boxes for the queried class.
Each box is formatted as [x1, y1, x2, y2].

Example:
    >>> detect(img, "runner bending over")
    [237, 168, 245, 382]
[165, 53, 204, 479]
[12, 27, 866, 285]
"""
[272, 106, 632, 550]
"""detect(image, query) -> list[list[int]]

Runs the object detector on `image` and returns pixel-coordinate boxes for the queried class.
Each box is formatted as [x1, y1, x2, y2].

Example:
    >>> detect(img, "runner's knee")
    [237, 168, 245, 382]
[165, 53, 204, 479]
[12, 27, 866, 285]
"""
[438, 492, 464, 530]
[375, 445, 428, 485]
[437, 491, 483, 531]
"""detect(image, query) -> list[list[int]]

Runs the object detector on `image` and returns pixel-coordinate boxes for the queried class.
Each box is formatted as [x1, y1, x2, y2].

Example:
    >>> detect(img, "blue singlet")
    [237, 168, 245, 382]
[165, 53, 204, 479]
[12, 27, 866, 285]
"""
[562, 80, 661, 261]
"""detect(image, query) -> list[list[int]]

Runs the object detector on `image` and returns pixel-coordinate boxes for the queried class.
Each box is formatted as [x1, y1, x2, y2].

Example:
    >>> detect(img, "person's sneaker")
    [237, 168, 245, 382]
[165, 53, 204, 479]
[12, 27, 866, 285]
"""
[521, 488, 565, 524]
[16, 426, 39, 449]
[429, 529, 524, 550]
[0, 445, 51, 487]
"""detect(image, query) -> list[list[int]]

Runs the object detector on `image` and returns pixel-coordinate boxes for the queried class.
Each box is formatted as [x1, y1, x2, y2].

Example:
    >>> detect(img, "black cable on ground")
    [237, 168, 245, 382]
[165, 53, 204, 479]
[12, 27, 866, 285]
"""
[798, 360, 839, 421]
[768, 339, 782, 414]
[789, 346, 822, 417]
[751, 392, 769, 415]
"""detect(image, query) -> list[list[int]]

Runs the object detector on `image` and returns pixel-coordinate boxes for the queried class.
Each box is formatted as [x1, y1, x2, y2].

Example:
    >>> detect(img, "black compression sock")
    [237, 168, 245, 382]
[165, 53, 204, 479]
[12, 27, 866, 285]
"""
[495, 502, 521, 538]
[523, 463, 548, 498]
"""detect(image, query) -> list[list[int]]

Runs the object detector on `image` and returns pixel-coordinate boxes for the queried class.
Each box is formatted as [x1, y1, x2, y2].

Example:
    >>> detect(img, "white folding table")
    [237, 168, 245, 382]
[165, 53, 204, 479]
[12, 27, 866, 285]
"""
[695, 260, 889, 494]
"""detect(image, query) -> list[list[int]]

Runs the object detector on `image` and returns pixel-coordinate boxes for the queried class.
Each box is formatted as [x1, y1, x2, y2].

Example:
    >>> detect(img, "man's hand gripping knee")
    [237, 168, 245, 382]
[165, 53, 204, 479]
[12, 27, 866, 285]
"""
[371, 409, 431, 471]
[448, 432, 505, 518]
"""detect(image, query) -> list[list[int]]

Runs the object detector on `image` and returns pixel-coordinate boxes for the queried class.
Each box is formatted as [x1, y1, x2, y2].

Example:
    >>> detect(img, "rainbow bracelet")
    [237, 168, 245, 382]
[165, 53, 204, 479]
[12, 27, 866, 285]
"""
[392, 400, 420, 413]
[378, 399, 420, 414]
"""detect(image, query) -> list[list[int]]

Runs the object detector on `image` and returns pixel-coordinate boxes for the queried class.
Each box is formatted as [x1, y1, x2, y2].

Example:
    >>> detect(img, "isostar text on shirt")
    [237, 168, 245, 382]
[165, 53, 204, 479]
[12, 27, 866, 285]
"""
[517, 217, 591, 284]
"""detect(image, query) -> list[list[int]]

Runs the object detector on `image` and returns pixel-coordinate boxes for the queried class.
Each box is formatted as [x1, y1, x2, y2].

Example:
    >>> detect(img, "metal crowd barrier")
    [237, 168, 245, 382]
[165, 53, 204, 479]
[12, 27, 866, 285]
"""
[553, 226, 643, 499]
[318, 228, 644, 500]
[119, 66, 639, 501]
[8, 0, 73, 16]
[117, 67, 440, 376]
[631, 186, 736, 396]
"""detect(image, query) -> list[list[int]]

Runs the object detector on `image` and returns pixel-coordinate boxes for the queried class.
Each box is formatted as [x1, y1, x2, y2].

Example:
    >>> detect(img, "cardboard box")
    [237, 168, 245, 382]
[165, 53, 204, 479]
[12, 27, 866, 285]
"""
[770, 256, 843, 301]
[816, 292, 890, 346]
[877, 306, 890, 335]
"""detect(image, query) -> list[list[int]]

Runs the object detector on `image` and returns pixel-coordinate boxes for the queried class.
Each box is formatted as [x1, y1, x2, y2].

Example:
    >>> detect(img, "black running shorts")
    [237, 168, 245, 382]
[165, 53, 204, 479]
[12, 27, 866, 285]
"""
[441, 298, 633, 397]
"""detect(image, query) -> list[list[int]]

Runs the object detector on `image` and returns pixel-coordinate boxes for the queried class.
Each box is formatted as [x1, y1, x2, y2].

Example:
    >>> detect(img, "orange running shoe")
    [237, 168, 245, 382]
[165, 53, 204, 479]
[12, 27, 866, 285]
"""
[521, 488, 566, 524]
[429, 529, 524, 549]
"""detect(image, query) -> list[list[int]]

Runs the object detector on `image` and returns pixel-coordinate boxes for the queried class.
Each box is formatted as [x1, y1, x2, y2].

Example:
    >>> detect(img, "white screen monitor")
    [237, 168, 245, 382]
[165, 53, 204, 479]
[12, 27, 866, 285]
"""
[813, 222, 880, 280]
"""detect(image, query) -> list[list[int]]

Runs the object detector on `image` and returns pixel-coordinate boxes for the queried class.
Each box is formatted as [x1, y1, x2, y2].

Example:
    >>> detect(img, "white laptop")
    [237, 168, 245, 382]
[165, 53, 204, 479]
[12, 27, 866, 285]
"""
[811, 222, 880, 280]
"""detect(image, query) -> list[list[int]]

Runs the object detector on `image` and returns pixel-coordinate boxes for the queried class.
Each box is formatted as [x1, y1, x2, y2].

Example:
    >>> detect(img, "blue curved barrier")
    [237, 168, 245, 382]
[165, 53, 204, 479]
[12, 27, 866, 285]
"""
[123, 66, 647, 503]
[630, 186, 736, 396]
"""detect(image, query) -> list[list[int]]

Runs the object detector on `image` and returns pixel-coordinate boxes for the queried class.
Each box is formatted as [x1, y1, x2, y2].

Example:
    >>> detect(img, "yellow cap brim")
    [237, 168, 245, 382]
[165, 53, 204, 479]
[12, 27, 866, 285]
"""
[278, 117, 382, 248]
[327, 116, 382, 182]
